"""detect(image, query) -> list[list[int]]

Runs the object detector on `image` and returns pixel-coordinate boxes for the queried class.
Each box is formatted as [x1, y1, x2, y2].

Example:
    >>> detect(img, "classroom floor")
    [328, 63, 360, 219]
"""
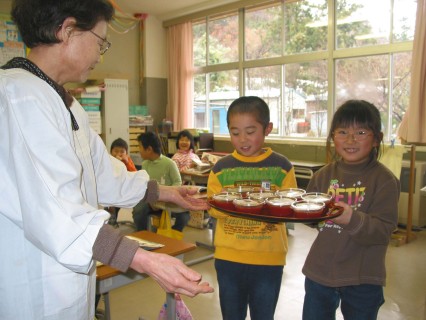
[99, 209, 426, 320]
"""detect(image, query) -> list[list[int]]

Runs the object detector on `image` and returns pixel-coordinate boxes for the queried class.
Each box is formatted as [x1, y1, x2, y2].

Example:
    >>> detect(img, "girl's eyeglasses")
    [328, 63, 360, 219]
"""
[333, 129, 373, 141]
[89, 30, 111, 55]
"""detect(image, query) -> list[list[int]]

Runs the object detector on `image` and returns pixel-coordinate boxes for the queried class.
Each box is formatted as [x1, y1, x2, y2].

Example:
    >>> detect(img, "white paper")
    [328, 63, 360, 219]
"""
[125, 235, 165, 250]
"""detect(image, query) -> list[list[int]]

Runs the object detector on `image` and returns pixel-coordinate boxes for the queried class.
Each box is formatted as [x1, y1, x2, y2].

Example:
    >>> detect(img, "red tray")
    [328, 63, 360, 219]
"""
[208, 198, 343, 223]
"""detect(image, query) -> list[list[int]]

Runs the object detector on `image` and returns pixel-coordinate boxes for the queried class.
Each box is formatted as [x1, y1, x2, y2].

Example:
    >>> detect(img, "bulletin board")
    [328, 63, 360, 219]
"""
[0, 14, 25, 66]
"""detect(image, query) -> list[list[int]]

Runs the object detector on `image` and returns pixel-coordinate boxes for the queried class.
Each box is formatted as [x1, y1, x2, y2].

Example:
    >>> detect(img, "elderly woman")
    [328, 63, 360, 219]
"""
[0, 0, 213, 319]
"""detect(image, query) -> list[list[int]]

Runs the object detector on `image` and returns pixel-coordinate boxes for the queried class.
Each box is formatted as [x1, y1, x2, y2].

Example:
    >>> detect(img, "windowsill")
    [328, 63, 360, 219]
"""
[213, 134, 426, 151]
[214, 134, 326, 147]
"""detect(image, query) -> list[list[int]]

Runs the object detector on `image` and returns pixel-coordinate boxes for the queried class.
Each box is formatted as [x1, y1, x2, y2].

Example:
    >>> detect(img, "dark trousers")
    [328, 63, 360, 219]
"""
[303, 277, 384, 320]
[132, 201, 190, 232]
[215, 259, 283, 320]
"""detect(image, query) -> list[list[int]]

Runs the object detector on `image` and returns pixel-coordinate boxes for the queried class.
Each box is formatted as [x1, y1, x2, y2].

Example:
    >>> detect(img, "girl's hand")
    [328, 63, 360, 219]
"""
[330, 201, 353, 225]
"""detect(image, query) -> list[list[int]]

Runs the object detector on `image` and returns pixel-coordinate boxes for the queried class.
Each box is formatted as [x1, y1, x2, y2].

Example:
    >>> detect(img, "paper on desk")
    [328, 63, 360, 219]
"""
[192, 158, 212, 171]
[200, 152, 222, 165]
[95, 238, 164, 267]
[184, 167, 211, 174]
[192, 158, 211, 167]
[125, 235, 165, 250]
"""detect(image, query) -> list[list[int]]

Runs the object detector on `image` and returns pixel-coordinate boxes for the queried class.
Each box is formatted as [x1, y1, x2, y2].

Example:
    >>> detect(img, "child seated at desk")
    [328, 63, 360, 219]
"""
[171, 129, 201, 173]
[132, 132, 190, 231]
[106, 138, 137, 227]
[110, 137, 137, 172]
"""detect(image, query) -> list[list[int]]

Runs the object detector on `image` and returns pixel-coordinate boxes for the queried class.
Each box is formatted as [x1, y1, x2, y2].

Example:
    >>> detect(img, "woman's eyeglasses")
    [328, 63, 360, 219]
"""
[333, 129, 373, 141]
[89, 30, 111, 55]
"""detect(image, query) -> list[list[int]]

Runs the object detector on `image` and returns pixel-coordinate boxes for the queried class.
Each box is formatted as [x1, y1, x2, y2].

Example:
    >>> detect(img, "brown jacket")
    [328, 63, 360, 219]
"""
[302, 156, 400, 287]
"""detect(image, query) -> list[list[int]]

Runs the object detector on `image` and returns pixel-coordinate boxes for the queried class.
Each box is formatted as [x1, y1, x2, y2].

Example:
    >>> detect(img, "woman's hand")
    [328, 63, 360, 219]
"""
[130, 249, 214, 297]
[330, 201, 353, 225]
[158, 185, 209, 211]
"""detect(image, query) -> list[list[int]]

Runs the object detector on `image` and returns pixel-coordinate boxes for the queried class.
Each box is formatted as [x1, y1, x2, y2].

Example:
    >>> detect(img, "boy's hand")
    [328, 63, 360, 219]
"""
[120, 154, 130, 164]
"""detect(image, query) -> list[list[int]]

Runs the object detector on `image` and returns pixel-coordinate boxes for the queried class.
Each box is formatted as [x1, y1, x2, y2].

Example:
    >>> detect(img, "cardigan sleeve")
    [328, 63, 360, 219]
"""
[93, 224, 139, 272]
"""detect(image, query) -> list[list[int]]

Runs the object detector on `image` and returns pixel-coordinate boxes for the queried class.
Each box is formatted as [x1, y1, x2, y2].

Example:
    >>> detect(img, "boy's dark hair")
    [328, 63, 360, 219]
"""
[137, 132, 162, 155]
[110, 138, 128, 153]
[227, 96, 270, 129]
[327, 99, 383, 159]
[175, 130, 196, 151]
[11, 0, 114, 48]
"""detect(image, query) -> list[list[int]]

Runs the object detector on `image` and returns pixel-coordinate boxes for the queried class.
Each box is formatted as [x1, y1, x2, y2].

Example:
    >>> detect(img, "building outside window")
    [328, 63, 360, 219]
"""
[192, 0, 416, 141]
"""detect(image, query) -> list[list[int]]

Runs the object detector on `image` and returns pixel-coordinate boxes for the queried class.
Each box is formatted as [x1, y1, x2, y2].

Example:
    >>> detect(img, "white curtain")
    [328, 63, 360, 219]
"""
[166, 22, 194, 131]
[397, 0, 426, 144]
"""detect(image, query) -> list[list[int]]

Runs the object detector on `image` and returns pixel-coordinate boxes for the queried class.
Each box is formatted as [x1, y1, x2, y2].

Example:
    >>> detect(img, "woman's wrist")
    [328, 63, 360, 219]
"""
[144, 180, 160, 203]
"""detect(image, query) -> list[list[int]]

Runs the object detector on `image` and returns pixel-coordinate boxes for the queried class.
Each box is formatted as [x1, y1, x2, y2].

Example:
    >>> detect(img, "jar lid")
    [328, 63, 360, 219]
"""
[233, 198, 264, 207]
[249, 192, 276, 200]
[226, 186, 254, 193]
[213, 193, 240, 202]
[266, 197, 295, 206]
[291, 200, 324, 211]
[302, 193, 332, 202]
[276, 188, 306, 198]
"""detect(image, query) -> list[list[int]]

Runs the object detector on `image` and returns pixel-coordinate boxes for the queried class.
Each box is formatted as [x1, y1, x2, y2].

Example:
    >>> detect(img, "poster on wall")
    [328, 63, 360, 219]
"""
[0, 16, 25, 66]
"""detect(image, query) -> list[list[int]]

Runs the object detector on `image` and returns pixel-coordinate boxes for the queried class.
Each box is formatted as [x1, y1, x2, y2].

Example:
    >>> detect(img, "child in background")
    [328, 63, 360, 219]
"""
[110, 137, 137, 172]
[207, 96, 297, 320]
[106, 138, 137, 227]
[172, 129, 201, 172]
[302, 100, 400, 320]
[132, 132, 190, 231]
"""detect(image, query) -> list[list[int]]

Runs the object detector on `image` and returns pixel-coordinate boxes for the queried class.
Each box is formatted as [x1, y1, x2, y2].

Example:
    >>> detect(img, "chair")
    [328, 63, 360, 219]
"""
[196, 132, 214, 157]
[147, 202, 187, 232]
[106, 207, 136, 230]
[147, 214, 161, 232]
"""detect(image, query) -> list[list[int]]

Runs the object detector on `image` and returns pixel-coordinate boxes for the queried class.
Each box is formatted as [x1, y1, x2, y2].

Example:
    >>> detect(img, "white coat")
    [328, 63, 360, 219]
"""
[0, 68, 149, 319]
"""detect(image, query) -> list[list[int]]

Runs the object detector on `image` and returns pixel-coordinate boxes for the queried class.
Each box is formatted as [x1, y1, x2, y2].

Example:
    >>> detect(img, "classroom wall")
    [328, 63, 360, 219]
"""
[1, 1, 169, 132]
[89, 20, 141, 106]
[141, 16, 168, 129]
[0, 1, 10, 13]
[0, 0, 143, 106]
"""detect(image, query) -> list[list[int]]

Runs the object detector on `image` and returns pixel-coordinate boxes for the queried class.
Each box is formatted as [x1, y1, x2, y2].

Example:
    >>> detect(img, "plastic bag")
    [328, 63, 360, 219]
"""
[188, 210, 209, 229]
[156, 210, 183, 240]
[157, 294, 193, 320]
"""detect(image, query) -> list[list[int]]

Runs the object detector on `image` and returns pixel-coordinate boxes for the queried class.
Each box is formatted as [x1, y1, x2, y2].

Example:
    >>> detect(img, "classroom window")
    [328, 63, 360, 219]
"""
[284, 0, 328, 54]
[245, 65, 282, 134]
[193, 21, 206, 67]
[245, 3, 283, 60]
[335, 52, 412, 139]
[192, 0, 416, 142]
[336, 0, 391, 48]
[393, 0, 416, 42]
[208, 13, 239, 65]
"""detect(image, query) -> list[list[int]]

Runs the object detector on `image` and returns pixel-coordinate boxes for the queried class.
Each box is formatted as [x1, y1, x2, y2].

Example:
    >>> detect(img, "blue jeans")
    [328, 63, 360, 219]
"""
[215, 259, 283, 320]
[303, 277, 384, 320]
[132, 202, 189, 232]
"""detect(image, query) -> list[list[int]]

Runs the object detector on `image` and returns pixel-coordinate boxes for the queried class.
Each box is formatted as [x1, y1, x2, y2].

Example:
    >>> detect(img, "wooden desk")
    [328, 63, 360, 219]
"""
[181, 170, 210, 185]
[96, 231, 196, 320]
